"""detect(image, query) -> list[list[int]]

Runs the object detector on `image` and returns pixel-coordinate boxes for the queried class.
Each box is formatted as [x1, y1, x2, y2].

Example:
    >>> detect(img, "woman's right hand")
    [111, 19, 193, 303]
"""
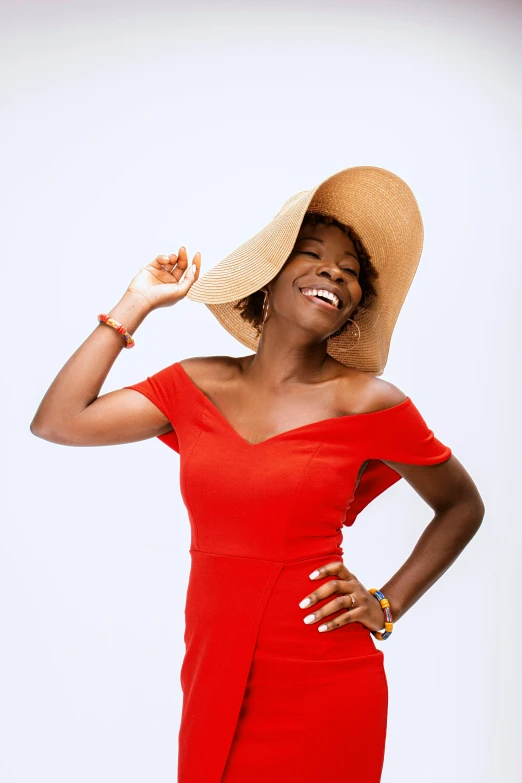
[126, 246, 201, 310]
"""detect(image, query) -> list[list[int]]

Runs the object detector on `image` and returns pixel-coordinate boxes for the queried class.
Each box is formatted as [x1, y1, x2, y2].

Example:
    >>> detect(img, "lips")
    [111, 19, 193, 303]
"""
[299, 286, 343, 311]
[299, 288, 340, 312]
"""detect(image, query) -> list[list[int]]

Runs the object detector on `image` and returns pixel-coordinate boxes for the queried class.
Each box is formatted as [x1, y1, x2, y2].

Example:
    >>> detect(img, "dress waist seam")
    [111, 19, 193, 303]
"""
[188, 548, 343, 565]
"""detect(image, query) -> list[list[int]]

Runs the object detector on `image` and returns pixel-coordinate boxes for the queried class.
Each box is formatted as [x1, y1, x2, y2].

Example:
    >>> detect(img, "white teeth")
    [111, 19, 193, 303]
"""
[300, 288, 340, 309]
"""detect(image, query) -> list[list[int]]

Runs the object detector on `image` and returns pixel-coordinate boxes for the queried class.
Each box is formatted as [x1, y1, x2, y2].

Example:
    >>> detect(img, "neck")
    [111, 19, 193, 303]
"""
[242, 318, 337, 386]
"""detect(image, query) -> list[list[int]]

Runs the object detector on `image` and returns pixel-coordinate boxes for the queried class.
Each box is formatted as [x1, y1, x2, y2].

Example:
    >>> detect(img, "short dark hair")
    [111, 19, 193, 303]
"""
[233, 211, 379, 338]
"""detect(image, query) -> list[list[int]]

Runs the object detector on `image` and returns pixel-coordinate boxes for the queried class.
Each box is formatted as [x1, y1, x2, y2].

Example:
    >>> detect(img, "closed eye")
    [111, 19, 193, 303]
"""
[300, 251, 359, 277]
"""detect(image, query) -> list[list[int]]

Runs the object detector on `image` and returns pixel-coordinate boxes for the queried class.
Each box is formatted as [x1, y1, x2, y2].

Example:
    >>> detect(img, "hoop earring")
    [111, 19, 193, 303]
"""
[331, 318, 361, 351]
[262, 290, 270, 324]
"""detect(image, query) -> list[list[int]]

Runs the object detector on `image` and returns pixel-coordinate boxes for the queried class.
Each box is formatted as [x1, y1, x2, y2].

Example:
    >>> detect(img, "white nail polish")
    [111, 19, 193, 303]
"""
[318, 624, 328, 632]
[299, 597, 311, 609]
[309, 570, 320, 579]
[303, 614, 315, 624]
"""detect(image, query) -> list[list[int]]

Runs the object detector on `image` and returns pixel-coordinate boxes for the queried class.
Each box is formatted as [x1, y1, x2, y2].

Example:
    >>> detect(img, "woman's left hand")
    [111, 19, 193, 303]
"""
[298, 561, 385, 633]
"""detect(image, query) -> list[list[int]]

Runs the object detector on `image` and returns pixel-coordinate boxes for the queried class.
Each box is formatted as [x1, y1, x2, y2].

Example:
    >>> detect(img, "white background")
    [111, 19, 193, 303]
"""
[2, 1, 521, 781]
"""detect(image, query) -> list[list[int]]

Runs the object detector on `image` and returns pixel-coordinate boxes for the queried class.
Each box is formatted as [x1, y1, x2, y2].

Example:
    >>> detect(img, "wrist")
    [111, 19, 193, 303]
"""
[120, 289, 155, 314]
[376, 587, 402, 623]
[114, 290, 154, 317]
[105, 291, 153, 335]
[368, 588, 395, 641]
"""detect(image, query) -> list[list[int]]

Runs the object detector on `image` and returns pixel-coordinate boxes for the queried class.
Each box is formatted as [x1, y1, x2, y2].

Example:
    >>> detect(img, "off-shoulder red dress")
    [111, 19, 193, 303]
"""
[125, 361, 452, 783]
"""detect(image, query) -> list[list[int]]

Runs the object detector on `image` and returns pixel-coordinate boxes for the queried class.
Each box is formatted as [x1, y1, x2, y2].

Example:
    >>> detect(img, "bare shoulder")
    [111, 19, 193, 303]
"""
[338, 367, 409, 414]
[364, 375, 409, 409]
[178, 354, 248, 387]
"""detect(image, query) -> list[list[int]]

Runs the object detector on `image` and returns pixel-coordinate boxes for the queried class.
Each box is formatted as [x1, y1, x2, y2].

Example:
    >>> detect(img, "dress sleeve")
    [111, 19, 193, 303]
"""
[124, 361, 181, 453]
[363, 397, 452, 465]
[344, 398, 452, 527]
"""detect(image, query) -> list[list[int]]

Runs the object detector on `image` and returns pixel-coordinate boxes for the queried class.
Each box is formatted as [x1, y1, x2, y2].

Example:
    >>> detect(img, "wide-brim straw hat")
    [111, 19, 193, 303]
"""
[187, 165, 424, 376]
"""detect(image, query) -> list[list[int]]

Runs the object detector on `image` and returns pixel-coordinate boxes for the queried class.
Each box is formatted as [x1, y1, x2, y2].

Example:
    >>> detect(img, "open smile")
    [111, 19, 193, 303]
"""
[298, 287, 342, 313]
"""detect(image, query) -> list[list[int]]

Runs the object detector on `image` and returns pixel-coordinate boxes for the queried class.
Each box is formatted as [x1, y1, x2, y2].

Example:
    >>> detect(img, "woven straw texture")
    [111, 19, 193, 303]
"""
[187, 166, 424, 375]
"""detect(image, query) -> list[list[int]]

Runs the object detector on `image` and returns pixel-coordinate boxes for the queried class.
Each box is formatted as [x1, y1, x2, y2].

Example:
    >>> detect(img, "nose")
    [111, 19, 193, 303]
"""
[316, 262, 345, 283]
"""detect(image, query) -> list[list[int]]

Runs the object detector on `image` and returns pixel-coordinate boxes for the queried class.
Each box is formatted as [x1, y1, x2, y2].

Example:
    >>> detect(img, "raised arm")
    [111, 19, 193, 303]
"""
[30, 248, 201, 447]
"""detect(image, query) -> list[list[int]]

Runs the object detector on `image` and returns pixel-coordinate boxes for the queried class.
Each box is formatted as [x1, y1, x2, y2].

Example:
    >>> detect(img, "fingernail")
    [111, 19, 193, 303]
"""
[309, 570, 320, 579]
[190, 264, 196, 275]
[299, 597, 311, 609]
[303, 614, 315, 624]
[318, 624, 328, 632]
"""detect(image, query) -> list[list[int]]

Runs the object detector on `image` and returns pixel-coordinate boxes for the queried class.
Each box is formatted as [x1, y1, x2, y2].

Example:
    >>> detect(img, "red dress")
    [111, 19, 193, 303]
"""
[125, 361, 451, 783]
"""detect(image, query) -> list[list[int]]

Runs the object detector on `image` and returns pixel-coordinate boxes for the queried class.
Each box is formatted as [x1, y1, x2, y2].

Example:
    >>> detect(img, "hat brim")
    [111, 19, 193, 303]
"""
[187, 166, 424, 375]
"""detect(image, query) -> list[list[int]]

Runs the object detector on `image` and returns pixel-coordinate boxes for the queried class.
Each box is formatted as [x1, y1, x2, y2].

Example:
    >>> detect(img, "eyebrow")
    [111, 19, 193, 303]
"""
[297, 236, 360, 262]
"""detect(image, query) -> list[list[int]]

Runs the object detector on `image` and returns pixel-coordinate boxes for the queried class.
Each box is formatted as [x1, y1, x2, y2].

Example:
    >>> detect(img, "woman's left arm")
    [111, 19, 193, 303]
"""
[298, 454, 484, 634]
[377, 453, 485, 622]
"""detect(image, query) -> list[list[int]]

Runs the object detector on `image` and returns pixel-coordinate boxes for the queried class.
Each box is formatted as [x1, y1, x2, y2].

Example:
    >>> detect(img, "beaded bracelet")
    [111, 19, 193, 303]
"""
[97, 313, 135, 348]
[368, 588, 394, 640]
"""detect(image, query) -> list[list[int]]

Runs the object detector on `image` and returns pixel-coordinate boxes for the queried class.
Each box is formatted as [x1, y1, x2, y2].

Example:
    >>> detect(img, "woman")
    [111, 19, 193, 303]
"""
[30, 166, 485, 783]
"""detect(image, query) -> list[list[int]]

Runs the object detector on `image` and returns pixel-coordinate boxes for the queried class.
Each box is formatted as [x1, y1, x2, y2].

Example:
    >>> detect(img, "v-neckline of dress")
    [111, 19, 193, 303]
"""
[174, 361, 412, 448]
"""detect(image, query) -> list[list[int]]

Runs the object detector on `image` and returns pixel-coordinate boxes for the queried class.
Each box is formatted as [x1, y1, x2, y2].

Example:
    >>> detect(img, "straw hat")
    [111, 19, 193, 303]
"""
[186, 165, 424, 376]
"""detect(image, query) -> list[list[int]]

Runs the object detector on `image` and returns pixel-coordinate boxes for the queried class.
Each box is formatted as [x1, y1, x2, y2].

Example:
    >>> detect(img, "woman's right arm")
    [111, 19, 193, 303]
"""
[29, 248, 201, 447]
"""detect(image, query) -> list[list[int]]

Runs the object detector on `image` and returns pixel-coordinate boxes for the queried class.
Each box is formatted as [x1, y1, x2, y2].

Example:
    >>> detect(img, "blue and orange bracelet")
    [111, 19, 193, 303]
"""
[368, 588, 394, 640]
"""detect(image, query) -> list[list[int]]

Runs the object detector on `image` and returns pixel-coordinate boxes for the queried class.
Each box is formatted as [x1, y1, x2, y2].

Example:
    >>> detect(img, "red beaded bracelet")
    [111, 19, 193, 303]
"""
[97, 313, 135, 348]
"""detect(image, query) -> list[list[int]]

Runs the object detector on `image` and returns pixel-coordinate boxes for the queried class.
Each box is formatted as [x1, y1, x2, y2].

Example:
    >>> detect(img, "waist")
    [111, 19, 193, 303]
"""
[188, 546, 344, 565]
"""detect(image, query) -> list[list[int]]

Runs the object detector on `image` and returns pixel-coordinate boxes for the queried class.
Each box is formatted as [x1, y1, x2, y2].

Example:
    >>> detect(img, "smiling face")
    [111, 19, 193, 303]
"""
[265, 220, 364, 340]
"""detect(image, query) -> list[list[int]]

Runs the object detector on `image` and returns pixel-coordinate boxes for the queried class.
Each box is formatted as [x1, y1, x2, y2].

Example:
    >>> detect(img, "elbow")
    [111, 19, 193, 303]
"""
[451, 474, 486, 531]
[30, 418, 52, 441]
[437, 490, 485, 538]
[468, 483, 486, 527]
[30, 416, 61, 443]
[30, 417, 43, 437]
[460, 492, 486, 536]
[474, 495, 486, 527]
[30, 416, 83, 446]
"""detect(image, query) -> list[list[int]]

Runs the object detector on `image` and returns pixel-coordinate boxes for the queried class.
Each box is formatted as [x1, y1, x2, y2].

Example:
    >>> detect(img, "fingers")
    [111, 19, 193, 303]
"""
[166, 245, 193, 281]
[309, 560, 354, 581]
[148, 245, 201, 296]
[313, 607, 363, 633]
[299, 578, 355, 613]
[299, 577, 347, 606]
[175, 245, 189, 274]
[299, 560, 360, 632]
[302, 593, 359, 632]
[188, 250, 201, 280]
[149, 252, 177, 271]
[176, 251, 201, 294]
[149, 247, 201, 285]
